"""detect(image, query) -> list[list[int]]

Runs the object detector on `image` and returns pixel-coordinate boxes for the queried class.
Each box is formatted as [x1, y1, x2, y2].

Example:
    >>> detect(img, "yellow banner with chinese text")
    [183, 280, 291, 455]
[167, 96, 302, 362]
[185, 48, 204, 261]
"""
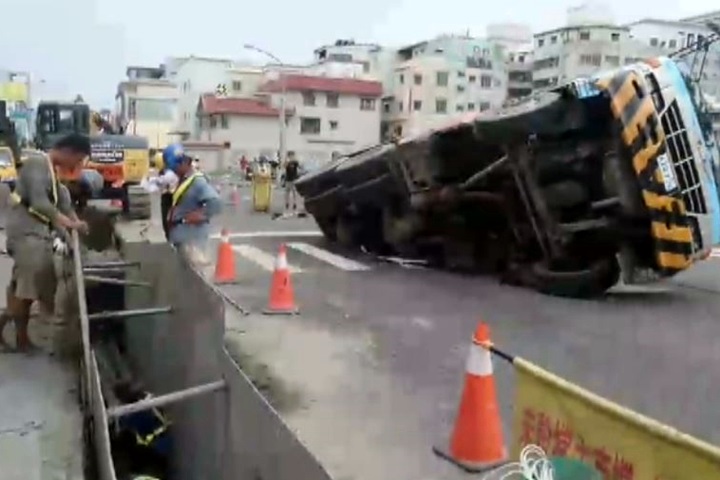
[511, 357, 720, 480]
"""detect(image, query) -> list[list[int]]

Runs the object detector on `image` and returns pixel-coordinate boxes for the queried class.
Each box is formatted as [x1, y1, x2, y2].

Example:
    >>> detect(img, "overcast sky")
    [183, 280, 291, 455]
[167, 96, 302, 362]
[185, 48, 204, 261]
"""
[0, 0, 715, 108]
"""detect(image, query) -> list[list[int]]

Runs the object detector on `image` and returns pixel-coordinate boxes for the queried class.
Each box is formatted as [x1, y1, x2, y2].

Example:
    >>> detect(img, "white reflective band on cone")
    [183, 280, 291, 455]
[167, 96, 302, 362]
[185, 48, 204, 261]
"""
[465, 342, 493, 377]
[276, 251, 288, 270]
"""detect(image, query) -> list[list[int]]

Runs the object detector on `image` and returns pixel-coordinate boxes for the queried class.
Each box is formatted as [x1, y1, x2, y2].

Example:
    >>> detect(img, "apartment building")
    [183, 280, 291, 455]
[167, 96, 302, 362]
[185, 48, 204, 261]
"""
[115, 66, 178, 149]
[382, 34, 508, 138]
[628, 18, 720, 97]
[196, 73, 382, 168]
[532, 4, 657, 90]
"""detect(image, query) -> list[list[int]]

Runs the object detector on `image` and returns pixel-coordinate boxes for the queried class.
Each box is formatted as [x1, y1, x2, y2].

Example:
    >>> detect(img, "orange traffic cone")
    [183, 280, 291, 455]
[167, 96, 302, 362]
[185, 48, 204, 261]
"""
[213, 229, 237, 284]
[433, 322, 507, 472]
[263, 244, 299, 315]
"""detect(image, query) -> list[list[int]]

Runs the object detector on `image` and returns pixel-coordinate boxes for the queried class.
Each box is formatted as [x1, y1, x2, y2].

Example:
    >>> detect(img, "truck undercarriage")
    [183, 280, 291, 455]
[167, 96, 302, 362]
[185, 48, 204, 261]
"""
[296, 88, 678, 298]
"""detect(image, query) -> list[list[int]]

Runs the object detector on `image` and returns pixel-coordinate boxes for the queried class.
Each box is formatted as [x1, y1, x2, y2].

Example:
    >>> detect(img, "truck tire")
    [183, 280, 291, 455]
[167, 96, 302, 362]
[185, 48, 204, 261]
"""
[542, 180, 589, 210]
[603, 135, 646, 218]
[124, 185, 151, 220]
[314, 216, 338, 241]
[531, 257, 620, 298]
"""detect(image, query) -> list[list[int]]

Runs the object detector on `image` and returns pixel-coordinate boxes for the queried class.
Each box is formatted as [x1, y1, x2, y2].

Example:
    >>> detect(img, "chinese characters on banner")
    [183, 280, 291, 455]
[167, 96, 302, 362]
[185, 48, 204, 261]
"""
[520, 407, 643, 479]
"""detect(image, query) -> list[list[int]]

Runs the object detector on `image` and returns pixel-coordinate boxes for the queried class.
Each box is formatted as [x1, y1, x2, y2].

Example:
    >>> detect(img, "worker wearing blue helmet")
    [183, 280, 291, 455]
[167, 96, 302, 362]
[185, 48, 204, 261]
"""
[162, 143, 222, 269]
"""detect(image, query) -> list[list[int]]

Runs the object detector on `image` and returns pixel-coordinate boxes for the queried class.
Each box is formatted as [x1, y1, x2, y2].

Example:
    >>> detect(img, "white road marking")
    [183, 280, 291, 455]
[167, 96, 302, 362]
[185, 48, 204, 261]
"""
[287, 242, 370, 271]
[231, 245, 302, 273]
[711, 248, 720, 258]
[211, 230, 322, 239]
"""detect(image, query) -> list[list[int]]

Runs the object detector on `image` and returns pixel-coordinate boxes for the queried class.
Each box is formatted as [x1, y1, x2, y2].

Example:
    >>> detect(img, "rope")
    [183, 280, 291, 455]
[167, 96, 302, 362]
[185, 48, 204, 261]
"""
[482, 445, 555, 480]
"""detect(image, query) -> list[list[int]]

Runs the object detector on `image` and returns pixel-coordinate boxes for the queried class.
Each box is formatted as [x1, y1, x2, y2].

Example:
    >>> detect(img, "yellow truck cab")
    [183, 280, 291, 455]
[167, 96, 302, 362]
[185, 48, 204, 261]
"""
[0, 146, 18, 190]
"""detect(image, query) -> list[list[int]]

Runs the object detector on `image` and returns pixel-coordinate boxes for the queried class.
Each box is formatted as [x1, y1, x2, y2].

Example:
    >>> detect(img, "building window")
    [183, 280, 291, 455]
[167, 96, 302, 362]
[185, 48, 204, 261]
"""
[457, 71, 466, 78]
[360, 98, 376, 111]
[326, 93, 339, 108]
[413, 100, 422, 111]
[399, 74, 405, 84]
[480, 75, 492, 88]
[435, 98, 447, 113]
[479, 102, 491, 111]
[469, 75, 476, 82]
[580, 54, 602, 67]
[468, 102, 475, 110]
[302, 92, 316, 106]
[414, 74, 422, 85]
[605, 55, 620, 67]
[300, 117, 321, 134]
[457, 85, 465, 93]
[383, 101, 391, 113]
[687, 34, 695, 47]
[537, 38, 544, 47]
[669, 39, 677, 49]
[650, 37, 659, 47]
[579, 31, 590, 40]
[398, 101, 403, 112]
[551, 35, 557, 44]
[209, 116, 217, 128]
[436, 71, 449, 86]
[518, 55, 525, 63]
[611, 33, 620, 41]
[133, 98, 177, 121]
[220, 114, 229, 129]
[456, 104, 464, 112]
[362, 62, 370, 73]
[329, 120, 338, 130]
[232, 81, 242, 92]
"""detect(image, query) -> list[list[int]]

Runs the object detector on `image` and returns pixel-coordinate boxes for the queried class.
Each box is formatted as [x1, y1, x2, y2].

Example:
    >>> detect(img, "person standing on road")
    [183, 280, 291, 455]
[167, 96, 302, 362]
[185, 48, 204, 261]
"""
[148, 152, 179, 240]
[0, 133, 89, 353]
[283, 152, 300, 212]
[162, 143, 222, 271]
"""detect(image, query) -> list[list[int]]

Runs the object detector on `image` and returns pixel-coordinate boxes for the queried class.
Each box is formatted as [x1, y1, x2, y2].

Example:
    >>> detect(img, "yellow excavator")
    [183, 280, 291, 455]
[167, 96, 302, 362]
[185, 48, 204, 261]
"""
[34, 100, 151, 219]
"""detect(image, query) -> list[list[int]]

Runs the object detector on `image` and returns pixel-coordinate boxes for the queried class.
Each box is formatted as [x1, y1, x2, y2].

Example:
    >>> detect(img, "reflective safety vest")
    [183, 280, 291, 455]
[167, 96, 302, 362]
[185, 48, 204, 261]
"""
[9, 156, 59, 225]
[133, 407, 171, 449]
[171, 172, 203, 208]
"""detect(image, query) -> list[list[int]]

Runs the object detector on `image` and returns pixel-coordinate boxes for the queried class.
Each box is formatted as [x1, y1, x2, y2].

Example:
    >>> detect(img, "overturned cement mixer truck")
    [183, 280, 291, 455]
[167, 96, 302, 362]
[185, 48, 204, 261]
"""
[295, 56, 720, 298]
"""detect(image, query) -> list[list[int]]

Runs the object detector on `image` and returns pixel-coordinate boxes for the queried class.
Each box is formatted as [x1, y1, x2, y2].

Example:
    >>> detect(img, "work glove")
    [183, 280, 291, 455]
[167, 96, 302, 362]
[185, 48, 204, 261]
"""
[52, 236, 70, 256]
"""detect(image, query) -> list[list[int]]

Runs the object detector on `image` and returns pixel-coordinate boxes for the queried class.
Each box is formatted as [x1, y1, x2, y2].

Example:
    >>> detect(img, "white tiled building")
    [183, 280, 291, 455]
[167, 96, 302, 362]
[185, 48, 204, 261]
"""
[532, 4, 654, 90]
[627, 18, 720, 97]
[380, 34, 509, 138]
[195, 74, 382, 169]
[115, 66, 178, 149]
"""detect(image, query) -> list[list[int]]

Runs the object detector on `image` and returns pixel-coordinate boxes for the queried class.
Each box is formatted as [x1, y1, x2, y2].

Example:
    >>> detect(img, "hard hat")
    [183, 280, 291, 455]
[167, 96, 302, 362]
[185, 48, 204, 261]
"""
[162, 143, 188, 172]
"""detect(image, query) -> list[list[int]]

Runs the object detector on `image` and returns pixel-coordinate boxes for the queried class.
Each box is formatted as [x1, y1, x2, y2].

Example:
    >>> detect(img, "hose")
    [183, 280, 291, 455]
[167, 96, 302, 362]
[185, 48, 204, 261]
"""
[481, 444, 555, 480]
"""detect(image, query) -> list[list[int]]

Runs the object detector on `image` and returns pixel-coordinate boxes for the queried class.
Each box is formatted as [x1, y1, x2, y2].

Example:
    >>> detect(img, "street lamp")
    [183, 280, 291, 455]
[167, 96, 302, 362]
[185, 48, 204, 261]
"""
[243, 43, 287, 164]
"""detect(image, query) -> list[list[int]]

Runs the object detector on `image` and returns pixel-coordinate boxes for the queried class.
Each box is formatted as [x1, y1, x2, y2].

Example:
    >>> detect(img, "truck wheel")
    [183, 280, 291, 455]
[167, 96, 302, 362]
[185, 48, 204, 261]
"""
[314, 216, 338, 241]
[124, 185, 151, 220]
[531, 257, 620, 298]
[336, 215, 358, 247]
[542, 180, 589, 210]
[603, 136, 645, 217]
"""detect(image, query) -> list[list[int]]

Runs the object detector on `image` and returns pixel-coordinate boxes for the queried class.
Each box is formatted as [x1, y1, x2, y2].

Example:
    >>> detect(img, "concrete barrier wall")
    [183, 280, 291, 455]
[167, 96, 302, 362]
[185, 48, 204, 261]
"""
[114, 220, 333, 480]
[220, 351, 333, 480]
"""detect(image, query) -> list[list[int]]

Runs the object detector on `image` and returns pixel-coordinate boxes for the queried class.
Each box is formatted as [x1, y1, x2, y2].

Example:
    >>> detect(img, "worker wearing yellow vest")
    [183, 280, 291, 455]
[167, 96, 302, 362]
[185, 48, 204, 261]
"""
[161, 144, 222, 269]
[0, 133, 90, 353]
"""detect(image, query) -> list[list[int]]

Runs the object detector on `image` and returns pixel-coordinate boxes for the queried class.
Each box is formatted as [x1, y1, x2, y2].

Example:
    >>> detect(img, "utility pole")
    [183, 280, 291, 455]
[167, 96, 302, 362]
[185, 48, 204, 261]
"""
[243, 44, 287, 164]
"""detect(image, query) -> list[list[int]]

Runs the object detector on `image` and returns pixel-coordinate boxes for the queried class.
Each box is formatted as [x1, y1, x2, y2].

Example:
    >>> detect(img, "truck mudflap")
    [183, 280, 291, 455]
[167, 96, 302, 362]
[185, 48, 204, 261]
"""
[596, 68, 695, 275]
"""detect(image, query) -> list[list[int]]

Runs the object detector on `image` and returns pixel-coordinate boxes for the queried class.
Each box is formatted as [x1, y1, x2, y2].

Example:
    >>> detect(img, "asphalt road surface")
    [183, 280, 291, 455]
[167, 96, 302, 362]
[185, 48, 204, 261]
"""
[214, 185, 720, 478]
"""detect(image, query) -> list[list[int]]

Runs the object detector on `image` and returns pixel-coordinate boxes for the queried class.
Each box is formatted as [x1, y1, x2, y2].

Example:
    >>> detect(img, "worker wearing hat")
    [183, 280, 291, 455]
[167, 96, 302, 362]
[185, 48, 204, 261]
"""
[161, 143, 221, 270]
